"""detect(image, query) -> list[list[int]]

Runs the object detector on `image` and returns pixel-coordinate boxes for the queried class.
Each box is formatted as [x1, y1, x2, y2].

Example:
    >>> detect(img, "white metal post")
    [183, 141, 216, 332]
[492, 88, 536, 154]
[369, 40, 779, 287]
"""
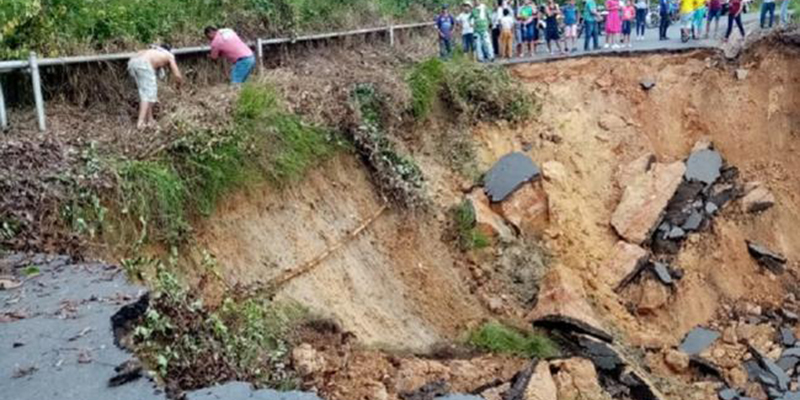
[29, 52, 46, 132]
[256, 38, 264, 74]
[0, 79, 7, 130]
[389, 25, 395, 47]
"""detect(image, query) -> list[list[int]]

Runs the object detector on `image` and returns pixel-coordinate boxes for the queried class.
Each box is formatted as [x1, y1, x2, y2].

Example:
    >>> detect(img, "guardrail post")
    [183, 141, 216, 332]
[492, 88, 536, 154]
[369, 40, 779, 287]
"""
[256, 38, 264, 74]
[0, 79, 7, 130]
[29, 52, 46, 132]
[389, 24, 395, 47]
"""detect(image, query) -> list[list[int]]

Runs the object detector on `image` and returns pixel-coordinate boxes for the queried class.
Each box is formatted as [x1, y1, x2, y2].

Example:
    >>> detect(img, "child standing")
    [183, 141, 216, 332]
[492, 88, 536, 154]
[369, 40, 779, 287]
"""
[605, 0, 622, 48]
[622, 1, 636, 47]
[499, 8, 516, 58]
[563, 0, 579, 52]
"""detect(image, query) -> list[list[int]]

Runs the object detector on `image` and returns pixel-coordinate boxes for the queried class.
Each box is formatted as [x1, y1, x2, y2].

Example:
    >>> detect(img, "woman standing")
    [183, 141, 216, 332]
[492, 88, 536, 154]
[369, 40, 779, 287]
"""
[544, 0, 565, 55]
[724, 0, 745, 41]
[635, 0, 648, 40]
[605, 0, 623, 48]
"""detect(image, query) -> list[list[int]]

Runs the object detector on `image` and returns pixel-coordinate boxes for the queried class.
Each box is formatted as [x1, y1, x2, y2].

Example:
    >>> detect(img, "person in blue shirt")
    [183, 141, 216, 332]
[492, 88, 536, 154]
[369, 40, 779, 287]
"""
[436, 5, 457, 59]
[659, 0, 671, 40]
[563, 0, 579, 52]
[583, 0, 601, 51]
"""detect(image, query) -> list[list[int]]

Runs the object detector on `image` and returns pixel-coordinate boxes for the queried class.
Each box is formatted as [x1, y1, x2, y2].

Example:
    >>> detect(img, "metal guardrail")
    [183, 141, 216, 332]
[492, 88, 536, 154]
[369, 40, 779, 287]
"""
[0, 21, 434, 131]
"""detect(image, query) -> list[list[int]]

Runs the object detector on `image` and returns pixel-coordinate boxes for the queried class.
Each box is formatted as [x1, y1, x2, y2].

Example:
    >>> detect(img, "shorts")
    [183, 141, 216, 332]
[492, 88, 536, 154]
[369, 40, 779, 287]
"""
[231, 55, 256, 84]
[707, 7, 721, 20]
[128, 57, 157, 103]
[681, 12, 694, 29]
[564, 23, 579, 37]
[523, 22, 538, 42]
[622, 20, 633, 34]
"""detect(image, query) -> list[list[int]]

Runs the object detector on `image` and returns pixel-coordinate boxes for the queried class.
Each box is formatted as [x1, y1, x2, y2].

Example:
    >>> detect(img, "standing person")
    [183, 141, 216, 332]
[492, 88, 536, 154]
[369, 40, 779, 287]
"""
[544, 0, 564, 55]
[635, 0, 648, 40]
[659, 0, 672, 39]
[491, 2, 502, 55]
[472, 0, 496, 62]
[724, 0, 745, 41]
[705, 0, 723, 38]
[584, 0, 602, 50]
[127, 45, 183, 130]
[692, 0, 706, 39]
[679, 0, 696, 42]
[761, 0, 777, 28]
[518, 0, 537, 56]
[622, 1, 636, 47]
[205, 27, 256, 85]
[563, 0, 580, 52]
[436, 5, 456, 59]
[499, 8, 517, 58]
[780, 0, 790, 25]
[457, 2, 475, 56]
[605, 0, 622, 48]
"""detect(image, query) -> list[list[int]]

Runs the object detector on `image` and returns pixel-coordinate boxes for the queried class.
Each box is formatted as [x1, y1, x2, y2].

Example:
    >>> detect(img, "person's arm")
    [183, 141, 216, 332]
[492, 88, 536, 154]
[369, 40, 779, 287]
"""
[168, 56, 184, 86]
[209, 37, 220, 60]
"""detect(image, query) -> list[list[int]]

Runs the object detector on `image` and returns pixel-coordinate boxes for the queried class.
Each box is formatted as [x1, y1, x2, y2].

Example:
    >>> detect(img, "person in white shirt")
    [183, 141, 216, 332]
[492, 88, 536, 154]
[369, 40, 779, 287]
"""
[498, 8, 517, 58]
[457, 2, 475, 55]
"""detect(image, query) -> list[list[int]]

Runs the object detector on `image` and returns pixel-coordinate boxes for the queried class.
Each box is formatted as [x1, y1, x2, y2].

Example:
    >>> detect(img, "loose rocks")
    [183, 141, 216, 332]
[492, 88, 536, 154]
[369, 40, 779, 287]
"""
[679, 327, 721, 355]
[746, 241, 788, 274]
[741, 183, 775, 213]
[685, 149, 723, 186]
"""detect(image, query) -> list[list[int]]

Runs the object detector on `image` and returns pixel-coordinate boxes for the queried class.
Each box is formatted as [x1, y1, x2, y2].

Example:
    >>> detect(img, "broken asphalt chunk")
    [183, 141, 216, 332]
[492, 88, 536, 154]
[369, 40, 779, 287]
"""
[483, 152, 541, 202]
[750, 345, 791, 391]
[718, 388, 738, 400]
[781, 347, 800, 358]
[577, 335, 624, 372]
[652, 263, 674, 285]
[705, 202, 719, 215]
[689, 356, 725, 381]
[685, 149, 723, 186]
[747, 241, 788, 274]
[776, 355, 800, 372]
[640, 78, 656, 91]
[666, 227, 686, 240]
[782, 327, 797, 347]
[534, 315, 614, 343]
[679, 327, 721, 355]
[682, 211, 704, 231]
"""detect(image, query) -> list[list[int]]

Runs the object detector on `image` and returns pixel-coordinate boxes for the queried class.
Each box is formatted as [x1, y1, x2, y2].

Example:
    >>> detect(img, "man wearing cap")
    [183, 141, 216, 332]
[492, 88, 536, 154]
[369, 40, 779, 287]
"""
[436, 4, 457, 59]
[205, 26, 256, 84]
[127, 45, 184, 129]
[457, 1, 476, 55]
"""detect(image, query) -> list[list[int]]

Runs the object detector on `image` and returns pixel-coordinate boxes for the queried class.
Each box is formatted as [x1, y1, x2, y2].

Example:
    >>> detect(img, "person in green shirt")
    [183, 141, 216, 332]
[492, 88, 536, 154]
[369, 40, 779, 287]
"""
[583, 0, 601, 51]
[470, 0, 496, 62]
[518, 0, 539, 56]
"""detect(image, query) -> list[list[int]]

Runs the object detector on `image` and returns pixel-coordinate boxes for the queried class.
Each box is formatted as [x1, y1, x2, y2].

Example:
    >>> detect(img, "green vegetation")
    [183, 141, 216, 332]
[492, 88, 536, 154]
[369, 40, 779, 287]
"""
[451, 199, 490, 251]
[467, 321, 559, 359]
[351, 84, 427, 209]
[408, 55, 537, 123]
[63, 83, 342, 247]
[133, 256, 308, 390]
[0, 0, 442, 58]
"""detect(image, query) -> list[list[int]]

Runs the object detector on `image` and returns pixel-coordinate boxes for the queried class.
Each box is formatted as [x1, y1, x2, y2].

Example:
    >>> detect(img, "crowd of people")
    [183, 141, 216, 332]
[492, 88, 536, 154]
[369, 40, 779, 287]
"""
[435, 0, 792, 61]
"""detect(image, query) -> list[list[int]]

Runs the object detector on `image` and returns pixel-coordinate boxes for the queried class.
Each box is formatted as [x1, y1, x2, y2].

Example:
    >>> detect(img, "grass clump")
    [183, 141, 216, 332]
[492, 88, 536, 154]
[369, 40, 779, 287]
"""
[351, 84, 426, 209]
[467, 321, 559, 358]
[134, 259, 308, 391]
[450, 199, 490, 251]
[407, 55, 537, 124]
[408, 58, 446, 120]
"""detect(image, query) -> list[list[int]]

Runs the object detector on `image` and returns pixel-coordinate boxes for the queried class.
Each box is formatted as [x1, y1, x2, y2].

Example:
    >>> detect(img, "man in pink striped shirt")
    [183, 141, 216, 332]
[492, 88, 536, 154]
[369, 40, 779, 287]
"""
[205, 26, 256, 84]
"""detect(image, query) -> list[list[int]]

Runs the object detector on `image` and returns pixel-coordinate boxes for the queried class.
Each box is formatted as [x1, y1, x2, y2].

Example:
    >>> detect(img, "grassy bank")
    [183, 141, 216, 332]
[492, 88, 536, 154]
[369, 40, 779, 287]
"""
[0, 0, 441, 59]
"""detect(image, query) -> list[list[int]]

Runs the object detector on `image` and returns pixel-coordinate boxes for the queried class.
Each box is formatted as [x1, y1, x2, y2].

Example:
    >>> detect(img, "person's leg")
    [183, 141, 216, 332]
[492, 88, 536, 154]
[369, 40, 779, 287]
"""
[725, 14, 734, 38]
[761, 2, 768, 27]
[781, 0, 790, 24]
[136, 101, 148, 129]
[231, 56, 256, 84]
[736, 14, 745, 37]
[769, 2, 776, 27]
[486, 31, 495, 60]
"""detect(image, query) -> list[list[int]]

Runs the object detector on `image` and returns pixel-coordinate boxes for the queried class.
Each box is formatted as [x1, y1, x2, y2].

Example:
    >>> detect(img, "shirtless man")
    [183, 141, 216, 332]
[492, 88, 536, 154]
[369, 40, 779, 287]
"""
[127, 45, 183, 129]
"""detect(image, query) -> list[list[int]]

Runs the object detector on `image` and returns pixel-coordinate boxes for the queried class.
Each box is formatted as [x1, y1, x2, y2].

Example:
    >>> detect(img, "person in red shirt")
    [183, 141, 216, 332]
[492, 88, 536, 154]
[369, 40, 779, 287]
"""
[204, 26, 256, 84]
[724, 0, 745, 41]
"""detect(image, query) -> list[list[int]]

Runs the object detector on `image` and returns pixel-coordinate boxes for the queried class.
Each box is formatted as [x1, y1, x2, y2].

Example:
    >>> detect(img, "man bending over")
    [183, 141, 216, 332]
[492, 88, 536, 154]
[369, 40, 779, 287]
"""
[205, 26, 256, 84]
[127, 45, 183, 130]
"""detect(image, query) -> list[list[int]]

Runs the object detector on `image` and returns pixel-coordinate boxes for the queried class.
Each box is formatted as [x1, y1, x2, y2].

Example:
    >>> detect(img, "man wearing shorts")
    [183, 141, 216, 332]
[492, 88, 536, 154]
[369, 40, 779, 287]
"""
[705, 0, 722, 38]
[205, 27, 256, 85]
[563, 0, 580, 52]
[127, 46, 183, 129]
[518, 0, 538, 56]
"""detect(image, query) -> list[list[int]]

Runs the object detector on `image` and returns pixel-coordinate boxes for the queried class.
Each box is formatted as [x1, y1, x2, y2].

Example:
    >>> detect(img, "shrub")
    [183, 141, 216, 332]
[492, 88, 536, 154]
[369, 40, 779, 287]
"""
[451, 199, 489, 251]
[467, 321, 559, 358]
[408, 58, 445, 120]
